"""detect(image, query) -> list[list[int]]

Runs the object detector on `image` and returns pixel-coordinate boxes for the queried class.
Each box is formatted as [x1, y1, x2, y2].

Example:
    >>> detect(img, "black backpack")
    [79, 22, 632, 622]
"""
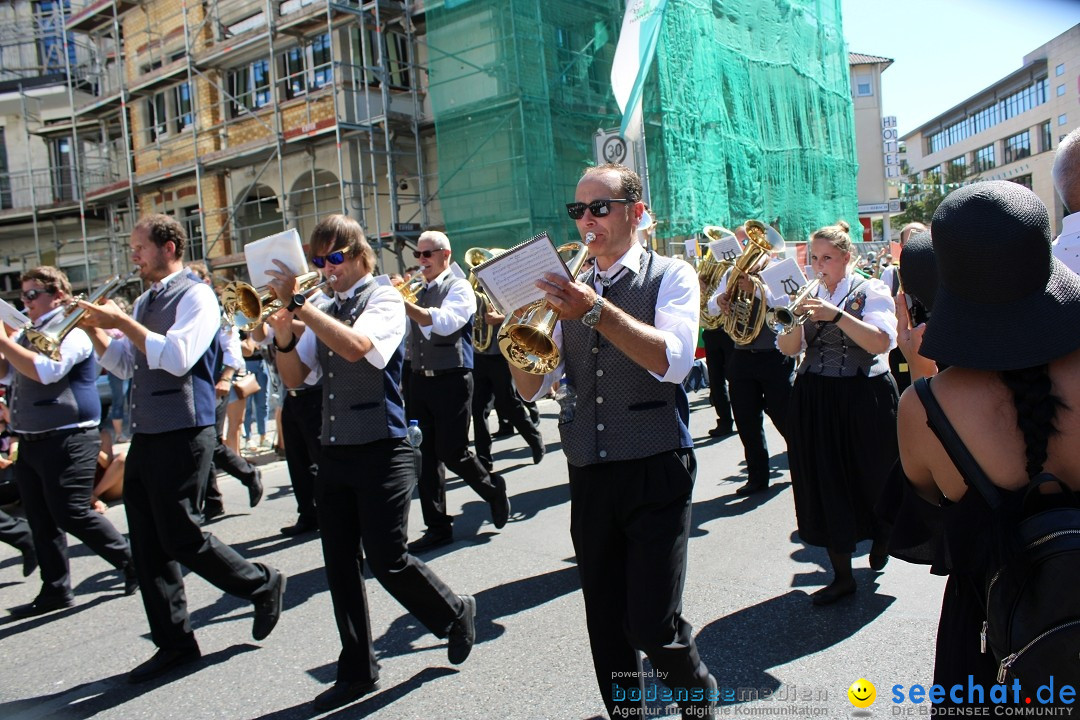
[915, 378, 1080, 691]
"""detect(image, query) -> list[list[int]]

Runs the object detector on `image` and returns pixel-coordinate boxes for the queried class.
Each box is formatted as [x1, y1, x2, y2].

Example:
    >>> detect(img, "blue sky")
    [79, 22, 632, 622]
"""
[840, 0, 1080, 136]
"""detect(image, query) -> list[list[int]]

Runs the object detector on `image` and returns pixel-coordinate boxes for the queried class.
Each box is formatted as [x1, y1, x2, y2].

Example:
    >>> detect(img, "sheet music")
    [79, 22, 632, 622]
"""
[0, 298, 30, 332]
[760, 258, 808, 304]
[244, 229, 309, 286]
[708, 234, 743, 263]
[472, 233, 570, 315]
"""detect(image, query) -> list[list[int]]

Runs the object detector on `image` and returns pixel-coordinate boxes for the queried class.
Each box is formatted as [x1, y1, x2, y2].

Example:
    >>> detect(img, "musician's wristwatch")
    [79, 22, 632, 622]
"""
[581, 297, 605, 328]
[286, 292, 307, 313]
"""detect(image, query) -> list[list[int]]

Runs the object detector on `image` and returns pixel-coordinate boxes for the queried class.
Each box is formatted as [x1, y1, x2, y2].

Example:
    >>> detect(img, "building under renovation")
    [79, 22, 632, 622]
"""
[0, 0, 856, 300]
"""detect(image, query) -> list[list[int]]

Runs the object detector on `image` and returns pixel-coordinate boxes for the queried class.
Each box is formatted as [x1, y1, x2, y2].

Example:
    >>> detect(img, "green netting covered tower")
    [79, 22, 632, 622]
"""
[426, 0, 857, 252]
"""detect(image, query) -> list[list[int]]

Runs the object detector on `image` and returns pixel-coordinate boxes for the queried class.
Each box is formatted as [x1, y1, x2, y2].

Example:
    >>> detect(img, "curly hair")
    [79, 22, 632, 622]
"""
[1000, 365, 1065, 478]
[135, 214, 187, 260]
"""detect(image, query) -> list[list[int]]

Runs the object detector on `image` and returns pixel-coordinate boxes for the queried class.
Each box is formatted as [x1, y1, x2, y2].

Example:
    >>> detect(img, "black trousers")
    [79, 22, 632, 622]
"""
[282, 387, 322, 524]
[205, 394, 259, 511]
[569, 450, 711, 717]
[316, 437, 464, 683]
[471, 353, 543, 466]
[701, 328, 734, 428]
[15, 429, 131, 600]
[727, 349, 795, 486]
[124, 426, 273, 650]
[407, 371, 500, 533]
[0, 508, 31, 551]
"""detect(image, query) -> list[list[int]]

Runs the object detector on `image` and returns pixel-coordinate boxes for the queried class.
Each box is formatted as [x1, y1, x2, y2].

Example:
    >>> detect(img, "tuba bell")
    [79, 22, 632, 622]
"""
[698, 225, 738, 331]
[464, 247, 499, 352]
[24, 268, 141, 361]
[719, 220, 786, 345]
[220, 271, 328, 331]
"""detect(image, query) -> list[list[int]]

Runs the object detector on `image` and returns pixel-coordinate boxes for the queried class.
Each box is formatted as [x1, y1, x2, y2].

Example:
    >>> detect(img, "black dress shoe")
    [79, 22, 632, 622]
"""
[252, 566, 286, 641]
[18, 541, 37, 578]
[489, 475, 510, 529]
[408, 529, 453, 553]
[202, 504, 224, 525]
[447, 594, 476, 665]
[280, 519, 318, 537]
[530, 443, 546, 465]
[735, 481, 768, 496]
[127, 645, 201, 683]
[708, 425, 736, 438]
[313, 679, 380, 712]
[247, 468, 264, 508]
[122, 562, 139, 596]
[9, 594, 74, 618]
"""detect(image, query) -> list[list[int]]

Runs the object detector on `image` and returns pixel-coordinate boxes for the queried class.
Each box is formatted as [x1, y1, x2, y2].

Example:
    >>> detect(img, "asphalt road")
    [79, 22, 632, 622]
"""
[0, 390, 946, 719]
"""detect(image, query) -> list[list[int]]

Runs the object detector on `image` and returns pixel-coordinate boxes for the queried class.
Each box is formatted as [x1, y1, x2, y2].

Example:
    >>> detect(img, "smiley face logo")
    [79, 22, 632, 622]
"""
[848, 678, 876, 708]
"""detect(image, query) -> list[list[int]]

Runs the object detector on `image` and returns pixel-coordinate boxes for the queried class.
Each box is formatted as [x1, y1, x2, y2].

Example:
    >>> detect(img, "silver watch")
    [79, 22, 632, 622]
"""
[581, 296, 604, 328]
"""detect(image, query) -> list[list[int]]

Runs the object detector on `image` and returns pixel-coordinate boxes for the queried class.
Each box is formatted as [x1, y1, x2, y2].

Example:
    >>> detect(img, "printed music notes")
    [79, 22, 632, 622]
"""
[471, 233, 571, 315]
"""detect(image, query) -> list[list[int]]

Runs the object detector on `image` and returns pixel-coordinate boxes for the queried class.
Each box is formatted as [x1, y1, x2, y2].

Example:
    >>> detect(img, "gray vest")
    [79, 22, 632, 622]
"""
[799, 276, 888, 377]
[407, 276, 474, 371]
[560, 251, 692, 467]
[129, 274, 219, 434]
[10, 328, 100, 433]
[318, 282, 407, 446]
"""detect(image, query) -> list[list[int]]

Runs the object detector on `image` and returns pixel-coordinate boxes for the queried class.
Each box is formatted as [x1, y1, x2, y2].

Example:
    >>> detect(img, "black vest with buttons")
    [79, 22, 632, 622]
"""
[10, 325, 100, 433]
[407, 276, 474, 371]
[560, 250, 692, 467]
[317, 282, 407, 446]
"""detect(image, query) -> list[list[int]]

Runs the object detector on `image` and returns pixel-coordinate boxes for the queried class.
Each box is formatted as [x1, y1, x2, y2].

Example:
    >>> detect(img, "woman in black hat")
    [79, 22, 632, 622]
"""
[777, 220, 899, 605]
[892, 181, 1080, 694]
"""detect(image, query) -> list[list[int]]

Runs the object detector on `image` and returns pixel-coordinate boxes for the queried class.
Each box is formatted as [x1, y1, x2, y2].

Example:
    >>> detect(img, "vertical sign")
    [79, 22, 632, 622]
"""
[882, 116, 901, 179]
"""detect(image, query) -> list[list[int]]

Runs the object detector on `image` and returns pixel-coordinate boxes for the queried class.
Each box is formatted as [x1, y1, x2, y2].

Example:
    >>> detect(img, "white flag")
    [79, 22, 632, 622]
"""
[610, 0, 668, 143]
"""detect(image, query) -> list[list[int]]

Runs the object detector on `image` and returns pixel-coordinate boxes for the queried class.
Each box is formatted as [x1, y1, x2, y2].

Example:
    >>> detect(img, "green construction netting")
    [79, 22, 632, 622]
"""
[426, 0, 857, 253]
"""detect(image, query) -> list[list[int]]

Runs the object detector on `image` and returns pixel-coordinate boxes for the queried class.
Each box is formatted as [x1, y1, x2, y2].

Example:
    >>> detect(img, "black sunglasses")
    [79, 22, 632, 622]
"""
[566, 198, 632, 220]
[20, 288, 54, 302]
[311, 250, 347, 268]
[413, 249, 447, 259]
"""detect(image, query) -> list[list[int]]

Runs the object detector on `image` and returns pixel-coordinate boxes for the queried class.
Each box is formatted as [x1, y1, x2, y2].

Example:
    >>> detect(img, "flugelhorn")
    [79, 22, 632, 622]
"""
[765, 276, 823, 334]
[498, 234, 592, 375]
[221, 271, 327, 331]
[25, 268, 140, 361]
[398, 275, 423, 304]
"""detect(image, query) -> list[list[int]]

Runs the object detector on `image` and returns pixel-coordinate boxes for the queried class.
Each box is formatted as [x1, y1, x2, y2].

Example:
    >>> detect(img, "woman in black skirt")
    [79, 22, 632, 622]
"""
[777, 220, 898, 605]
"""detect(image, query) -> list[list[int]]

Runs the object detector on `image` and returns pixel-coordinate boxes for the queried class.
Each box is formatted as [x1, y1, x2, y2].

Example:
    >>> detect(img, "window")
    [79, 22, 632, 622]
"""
[0, 128, 10, 210]
[975, 144, 995, 172]
[178, 207, 204, 262]
[1058, 84, 1066, 97]
[1061, 114, 1069, 126]
[147, 92, 168, 141]
[51, 137, 74, 202]
[1003, 131, 1031, 165]
[281, 34, 332, 100]
[1011, 175, 1033, 191]
[926, 77, 1048, 154]
[175, 83, 193, 133]
[1057, 63, 1066, 77]
[1041, 121, 1053, 154]
[947, 155, 967, 183]
[856, 74, 872, 96]
[352, 28, 412, 90]
[228, 59, 272, 117]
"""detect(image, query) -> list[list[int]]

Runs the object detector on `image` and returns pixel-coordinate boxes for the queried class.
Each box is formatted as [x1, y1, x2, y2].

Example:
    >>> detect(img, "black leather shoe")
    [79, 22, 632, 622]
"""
[735, 481, 768, 496]
[447, 594, 476, 665]
[489, 475, 510, 529]
[408, 529, 453, 553]
[313, 679, 380, 712]
[9, 594, 74, 618]
[252, 567, 286, 641]
[280, 519, 318, 537]
[123, 562, 139, 596]
[18, 541, 36, 578]
[530, 442, 546, 465]
[708, 425, 736, 438]
[202, 504, 224, 525]
[127, 645, 201, 683]
[247, 468, 264, 508]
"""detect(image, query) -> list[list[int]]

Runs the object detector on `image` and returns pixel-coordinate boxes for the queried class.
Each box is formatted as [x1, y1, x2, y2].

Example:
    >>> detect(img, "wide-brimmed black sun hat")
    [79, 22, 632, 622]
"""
[920, 181, 1080, 370]
[898, 230, 937, 311]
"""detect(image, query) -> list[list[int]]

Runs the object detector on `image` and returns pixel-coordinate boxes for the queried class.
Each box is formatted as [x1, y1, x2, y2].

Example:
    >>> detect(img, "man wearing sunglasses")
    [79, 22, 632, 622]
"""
[508, 163, 716, 718]
[400, 230, 511, 553]
[266, 215, 477, 712]
[79, 214, 285, 683]
[0, 266, 135, 618]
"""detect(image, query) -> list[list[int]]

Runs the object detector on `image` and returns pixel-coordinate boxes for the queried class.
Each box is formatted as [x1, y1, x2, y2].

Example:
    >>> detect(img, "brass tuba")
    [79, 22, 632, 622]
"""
[765, 277, 823, 335]
[221, 271, 328, 331]
[498, 240, 592, 375]
[719, 220, 786, 345]
[465, 247, 498, 352]
[24, 268, 141, 361]
[698, 225, 738, 331]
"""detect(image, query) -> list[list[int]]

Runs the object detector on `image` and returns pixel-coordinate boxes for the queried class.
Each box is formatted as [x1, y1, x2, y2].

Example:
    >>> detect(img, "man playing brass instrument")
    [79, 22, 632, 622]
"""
[508, 163, 717, 718]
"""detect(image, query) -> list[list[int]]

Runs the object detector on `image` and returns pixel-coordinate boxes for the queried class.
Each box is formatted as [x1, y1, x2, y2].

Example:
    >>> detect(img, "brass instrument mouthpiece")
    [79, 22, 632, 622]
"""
[584, 232, 595, 245]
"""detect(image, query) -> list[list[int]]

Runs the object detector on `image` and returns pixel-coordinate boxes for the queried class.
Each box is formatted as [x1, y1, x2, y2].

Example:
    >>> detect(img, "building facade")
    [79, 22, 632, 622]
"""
[849, 52, 896, 242]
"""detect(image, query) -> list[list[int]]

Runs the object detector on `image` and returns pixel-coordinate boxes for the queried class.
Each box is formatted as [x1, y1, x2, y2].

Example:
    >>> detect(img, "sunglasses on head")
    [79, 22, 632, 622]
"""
[413, 249, 446, 259]
[20, 288, 53, 302]
[311, 250, 347, 268]
[565, 198, 632, 220]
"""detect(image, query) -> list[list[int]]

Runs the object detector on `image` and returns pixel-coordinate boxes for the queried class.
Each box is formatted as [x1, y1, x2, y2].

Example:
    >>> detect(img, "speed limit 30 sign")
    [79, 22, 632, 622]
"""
[594, 128, 638, 170]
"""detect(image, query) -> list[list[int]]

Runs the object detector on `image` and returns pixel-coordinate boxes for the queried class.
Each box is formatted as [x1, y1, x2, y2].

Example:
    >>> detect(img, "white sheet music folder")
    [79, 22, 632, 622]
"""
[471, 233, 571, 315]
[244, 229, 309, 286]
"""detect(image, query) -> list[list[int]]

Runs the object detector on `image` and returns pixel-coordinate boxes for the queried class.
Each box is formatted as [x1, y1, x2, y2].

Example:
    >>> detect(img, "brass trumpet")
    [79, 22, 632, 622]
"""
[24, 268, 141, 361]
[398, 275, 423, 304]
[221, 271, 328, 331]
[498, 240, 592, 375]
[765, 277, 823, 334]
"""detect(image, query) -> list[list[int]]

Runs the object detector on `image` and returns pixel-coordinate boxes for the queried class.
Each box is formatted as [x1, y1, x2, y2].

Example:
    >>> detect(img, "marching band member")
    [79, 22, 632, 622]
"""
[266, 214, 476, 712]
[1, 266, 135, 617]
[79, 214, 285, 682]
[776, 220, 898, 605]
[509, 163, 716, 718]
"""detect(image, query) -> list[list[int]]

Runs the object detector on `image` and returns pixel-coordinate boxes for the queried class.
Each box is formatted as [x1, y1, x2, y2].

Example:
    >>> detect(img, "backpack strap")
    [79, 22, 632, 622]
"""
[913, 377, 1002, 511]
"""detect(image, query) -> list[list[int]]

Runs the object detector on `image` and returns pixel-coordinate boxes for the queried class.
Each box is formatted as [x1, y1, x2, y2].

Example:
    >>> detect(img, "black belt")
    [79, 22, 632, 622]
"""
[413, 368, 467, 377]
[286, 385, 321, 397]
[17, 427, 87, 443]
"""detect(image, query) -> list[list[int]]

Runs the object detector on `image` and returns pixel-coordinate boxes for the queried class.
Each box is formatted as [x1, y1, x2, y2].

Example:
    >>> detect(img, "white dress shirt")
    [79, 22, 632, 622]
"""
[99, 268, 220, 379]
[1052, 213, 1080, 276]
[778, 272, 897, 358]
[417, 267, 477, 340]
[220, 323, 244, 372]
[522, 243, 700, 401]
[295, 274, 405, 374]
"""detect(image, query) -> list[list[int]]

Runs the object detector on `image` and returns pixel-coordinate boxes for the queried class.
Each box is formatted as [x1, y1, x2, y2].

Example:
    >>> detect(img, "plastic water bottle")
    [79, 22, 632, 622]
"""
[406, 419, 423, 448]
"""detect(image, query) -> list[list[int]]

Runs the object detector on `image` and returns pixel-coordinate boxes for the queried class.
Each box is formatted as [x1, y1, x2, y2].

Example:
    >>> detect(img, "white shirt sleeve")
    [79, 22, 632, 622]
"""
[33, 327, 94, 385]
[293, 327, 322, 385]
[419, 279, 477, 339]
[859, 277, 898, 351]
[141, 282, 220, 377]
[351, 286, 406, 370]
[650, 258, 701, 384]
[220, 325, 244, 372]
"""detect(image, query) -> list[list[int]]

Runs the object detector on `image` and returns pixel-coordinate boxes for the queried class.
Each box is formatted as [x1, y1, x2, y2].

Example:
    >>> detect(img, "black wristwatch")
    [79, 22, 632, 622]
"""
[286, 292, 307, 313]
